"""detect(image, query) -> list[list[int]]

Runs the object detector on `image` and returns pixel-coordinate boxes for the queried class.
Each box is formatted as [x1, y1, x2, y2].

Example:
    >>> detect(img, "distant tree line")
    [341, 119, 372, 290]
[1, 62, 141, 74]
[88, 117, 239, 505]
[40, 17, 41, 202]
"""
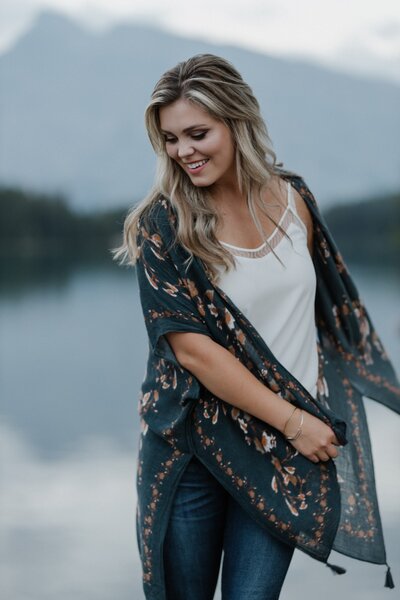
[324, 192, 400, 265]
[0, 186, 126, 264]
[0, 185, 399, 267]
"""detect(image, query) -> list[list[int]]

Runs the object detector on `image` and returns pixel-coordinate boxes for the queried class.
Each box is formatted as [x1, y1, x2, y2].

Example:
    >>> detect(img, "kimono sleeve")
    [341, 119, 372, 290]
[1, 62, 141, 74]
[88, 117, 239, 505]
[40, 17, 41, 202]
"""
[135, 213, 211, 366]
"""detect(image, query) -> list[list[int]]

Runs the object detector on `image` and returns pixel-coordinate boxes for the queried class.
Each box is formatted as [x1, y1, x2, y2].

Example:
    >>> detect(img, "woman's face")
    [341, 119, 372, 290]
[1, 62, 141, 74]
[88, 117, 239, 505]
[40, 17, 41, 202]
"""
[159, 98, 237, 188]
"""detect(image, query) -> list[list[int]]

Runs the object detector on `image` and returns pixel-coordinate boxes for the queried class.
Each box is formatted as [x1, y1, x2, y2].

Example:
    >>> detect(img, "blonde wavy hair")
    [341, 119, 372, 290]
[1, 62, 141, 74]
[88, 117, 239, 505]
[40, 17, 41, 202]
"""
[112, 53, 298, 280]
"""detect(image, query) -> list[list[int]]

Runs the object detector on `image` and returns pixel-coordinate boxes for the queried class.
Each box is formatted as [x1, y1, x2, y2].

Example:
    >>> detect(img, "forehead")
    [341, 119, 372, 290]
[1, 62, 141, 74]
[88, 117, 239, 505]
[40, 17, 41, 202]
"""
[159, 98, 215, 133]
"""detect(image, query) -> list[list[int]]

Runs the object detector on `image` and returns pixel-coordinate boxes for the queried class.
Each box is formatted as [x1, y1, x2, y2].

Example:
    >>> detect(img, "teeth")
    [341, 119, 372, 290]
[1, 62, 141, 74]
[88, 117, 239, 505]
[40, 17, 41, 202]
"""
[188, 159, 208, 169]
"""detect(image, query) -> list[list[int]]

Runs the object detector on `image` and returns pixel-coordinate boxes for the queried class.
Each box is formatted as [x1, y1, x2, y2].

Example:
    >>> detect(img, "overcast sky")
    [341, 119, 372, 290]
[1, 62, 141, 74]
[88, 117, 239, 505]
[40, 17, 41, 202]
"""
[1, 0, 400, 83]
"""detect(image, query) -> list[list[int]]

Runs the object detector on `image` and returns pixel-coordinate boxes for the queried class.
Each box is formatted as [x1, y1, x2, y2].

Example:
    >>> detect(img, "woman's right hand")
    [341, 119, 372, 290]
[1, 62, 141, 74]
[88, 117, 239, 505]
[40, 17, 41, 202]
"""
[285, 409, 341, 463]
[164, 332, 342, 465]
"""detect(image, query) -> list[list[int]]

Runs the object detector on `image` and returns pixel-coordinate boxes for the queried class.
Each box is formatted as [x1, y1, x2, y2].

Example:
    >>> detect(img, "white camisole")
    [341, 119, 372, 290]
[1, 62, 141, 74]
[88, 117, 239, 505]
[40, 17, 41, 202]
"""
[215, 181, 319, 398]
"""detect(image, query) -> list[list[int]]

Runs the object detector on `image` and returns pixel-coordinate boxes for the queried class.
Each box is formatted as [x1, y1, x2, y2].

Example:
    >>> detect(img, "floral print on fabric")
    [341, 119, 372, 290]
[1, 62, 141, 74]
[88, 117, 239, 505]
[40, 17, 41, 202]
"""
[134, 170, 400, 599]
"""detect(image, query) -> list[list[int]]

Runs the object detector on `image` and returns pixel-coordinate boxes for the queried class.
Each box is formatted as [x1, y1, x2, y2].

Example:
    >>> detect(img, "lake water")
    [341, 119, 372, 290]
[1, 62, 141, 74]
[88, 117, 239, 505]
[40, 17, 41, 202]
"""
[1, 262, 399, 599]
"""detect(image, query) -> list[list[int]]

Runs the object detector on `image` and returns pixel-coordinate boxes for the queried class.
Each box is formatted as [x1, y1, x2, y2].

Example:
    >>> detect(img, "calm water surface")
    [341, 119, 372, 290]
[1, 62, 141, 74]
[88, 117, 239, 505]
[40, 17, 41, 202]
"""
[1, 263, 399, 599]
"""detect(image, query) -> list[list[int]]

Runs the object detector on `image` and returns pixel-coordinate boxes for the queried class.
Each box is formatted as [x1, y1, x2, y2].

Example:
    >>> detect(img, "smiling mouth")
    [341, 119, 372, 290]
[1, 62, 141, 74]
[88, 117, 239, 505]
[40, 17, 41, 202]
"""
[186, 158, 209, 171]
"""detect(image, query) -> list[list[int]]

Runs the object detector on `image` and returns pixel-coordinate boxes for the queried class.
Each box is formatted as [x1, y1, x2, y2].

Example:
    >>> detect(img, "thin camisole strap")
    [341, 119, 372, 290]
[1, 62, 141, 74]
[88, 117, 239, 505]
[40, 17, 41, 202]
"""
[286, 180, 308, 236]
[218, 180, 307, 258]
[287, 181, 294, 210]
[287, 180, 298, 213]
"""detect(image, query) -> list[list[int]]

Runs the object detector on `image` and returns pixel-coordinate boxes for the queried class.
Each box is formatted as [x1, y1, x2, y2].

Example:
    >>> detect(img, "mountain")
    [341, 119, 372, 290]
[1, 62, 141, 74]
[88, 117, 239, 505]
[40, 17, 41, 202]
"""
[0, 10, 399, 212]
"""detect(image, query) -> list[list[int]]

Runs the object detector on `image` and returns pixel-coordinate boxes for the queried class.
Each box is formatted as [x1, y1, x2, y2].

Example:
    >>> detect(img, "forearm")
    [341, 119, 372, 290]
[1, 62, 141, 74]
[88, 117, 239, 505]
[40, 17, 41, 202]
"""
[170, 333, 295, 434]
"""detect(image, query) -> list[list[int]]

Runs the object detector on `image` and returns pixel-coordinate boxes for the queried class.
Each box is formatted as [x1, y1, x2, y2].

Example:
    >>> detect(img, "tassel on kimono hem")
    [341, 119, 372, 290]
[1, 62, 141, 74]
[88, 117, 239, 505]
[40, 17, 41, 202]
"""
[326, 560, 395, 588]
[385, 563, 395, 589]
[326, 561, 346, 575]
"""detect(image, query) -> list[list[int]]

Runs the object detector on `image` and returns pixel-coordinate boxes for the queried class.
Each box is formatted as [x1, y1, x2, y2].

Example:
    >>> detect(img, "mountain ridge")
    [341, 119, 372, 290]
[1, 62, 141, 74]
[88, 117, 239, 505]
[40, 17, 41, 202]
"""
[1, 9, 399, 211]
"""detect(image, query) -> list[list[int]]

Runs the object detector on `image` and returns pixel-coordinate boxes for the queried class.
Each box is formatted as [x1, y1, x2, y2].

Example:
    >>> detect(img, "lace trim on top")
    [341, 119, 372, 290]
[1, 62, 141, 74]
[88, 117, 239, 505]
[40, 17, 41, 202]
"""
[220, 205, 298, 258]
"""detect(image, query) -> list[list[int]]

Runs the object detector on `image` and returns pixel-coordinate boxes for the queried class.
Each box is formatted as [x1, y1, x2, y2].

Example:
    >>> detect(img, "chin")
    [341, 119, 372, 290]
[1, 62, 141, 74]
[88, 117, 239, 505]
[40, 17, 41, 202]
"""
[188, 173, 218, 188]
[191, 180, 212, 188]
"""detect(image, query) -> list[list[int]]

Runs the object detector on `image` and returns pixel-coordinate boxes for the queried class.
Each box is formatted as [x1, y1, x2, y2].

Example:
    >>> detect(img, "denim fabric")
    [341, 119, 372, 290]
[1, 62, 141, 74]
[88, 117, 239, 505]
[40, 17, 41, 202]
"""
[163, 455, 295, 600]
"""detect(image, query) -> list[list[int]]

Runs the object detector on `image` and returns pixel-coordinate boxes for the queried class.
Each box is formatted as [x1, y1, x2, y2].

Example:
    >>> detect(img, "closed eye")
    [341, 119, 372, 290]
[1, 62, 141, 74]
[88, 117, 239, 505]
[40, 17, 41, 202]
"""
[163, 131, 208, 144]
[191, 131, 207, 140]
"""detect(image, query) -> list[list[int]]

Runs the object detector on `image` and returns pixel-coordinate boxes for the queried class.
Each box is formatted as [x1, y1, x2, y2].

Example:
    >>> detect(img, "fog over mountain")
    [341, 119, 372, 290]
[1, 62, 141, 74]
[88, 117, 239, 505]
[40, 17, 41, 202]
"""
[1, 10, 399, 212]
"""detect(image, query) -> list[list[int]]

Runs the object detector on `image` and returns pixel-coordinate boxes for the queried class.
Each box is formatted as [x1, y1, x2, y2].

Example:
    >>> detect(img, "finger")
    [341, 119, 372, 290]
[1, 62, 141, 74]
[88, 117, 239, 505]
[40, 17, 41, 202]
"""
[310, 454, 319, 463]
[328, 446, 339, 459]
[317, 451, 331, 462]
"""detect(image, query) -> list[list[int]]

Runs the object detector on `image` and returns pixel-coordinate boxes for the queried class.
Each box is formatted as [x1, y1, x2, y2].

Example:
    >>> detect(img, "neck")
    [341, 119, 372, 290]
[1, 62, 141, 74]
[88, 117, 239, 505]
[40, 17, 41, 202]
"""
[209, 180, 248, 212]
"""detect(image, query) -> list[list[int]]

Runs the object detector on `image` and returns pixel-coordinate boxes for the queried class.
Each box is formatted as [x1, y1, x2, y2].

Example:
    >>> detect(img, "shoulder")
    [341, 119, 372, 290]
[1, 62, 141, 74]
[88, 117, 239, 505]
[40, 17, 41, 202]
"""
[276, 169, 320, 220]
[293, 187, 314, 254]
[292, 186, 313, 228]
[275, 170, 317, 253]
[138, 195, 177, 241]
[137, 195, 178, 260]
[138, 195, 174, 230]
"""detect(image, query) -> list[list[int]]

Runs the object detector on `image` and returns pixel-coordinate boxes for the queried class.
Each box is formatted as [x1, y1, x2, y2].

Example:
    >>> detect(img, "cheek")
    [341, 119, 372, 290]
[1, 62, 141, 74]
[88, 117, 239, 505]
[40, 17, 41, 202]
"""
[226, 140, 235, 160]
[165, 145, 178, 161]
[220, 140, 235, 167]
[216, 131, 235, 163]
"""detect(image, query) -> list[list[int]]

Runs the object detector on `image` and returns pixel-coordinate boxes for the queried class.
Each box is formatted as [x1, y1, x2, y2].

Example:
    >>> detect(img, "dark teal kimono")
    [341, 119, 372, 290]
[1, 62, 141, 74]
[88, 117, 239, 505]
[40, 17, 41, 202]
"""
[134, 170, 400, 599]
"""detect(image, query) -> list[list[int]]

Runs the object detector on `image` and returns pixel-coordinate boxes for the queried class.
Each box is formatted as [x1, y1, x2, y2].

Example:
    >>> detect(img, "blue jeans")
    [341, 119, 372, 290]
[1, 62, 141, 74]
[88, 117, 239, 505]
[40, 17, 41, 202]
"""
[163, 455, 295, 600]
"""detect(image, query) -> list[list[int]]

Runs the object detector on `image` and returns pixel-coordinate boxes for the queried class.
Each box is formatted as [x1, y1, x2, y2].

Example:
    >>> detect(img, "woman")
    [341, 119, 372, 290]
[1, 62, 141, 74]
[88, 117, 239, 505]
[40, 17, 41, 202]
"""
[113, 54, 399, 600]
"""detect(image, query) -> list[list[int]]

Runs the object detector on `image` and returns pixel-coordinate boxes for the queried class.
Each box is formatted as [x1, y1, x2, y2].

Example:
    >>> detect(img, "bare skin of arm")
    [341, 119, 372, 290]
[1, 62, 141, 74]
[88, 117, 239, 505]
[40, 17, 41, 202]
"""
[166, 186, 340, 464]
[166, 331, 340, 463]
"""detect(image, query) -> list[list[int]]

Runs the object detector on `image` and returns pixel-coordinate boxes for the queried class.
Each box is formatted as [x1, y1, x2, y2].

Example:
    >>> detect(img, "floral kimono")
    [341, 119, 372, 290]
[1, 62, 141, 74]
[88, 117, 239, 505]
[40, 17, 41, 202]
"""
[134, 169, 400, 600]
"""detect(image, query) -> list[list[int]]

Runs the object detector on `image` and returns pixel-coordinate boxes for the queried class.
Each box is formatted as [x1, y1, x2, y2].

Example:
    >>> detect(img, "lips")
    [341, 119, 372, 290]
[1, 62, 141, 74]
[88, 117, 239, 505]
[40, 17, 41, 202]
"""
[185, 158, 209, 173]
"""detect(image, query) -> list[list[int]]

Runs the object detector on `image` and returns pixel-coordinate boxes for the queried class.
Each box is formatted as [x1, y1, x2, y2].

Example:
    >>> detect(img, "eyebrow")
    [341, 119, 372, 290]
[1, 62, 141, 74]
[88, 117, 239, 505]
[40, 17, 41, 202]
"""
[161, 124, 209, 134]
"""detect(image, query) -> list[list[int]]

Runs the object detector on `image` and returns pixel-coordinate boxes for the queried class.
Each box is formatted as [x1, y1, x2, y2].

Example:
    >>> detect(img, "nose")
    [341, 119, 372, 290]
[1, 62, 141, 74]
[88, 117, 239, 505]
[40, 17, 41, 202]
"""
[177, 139, 195, 159]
